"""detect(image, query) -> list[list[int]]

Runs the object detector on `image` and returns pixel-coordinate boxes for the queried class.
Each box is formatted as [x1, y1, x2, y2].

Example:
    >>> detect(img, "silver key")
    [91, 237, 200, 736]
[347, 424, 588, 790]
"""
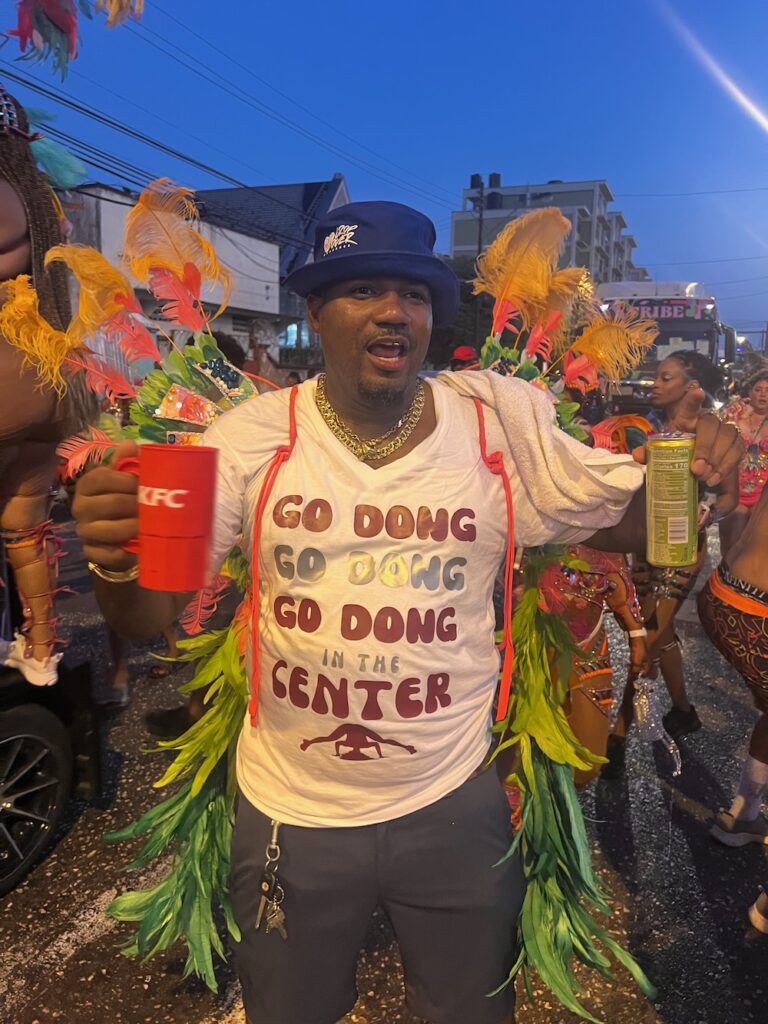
[266, 901, 287, 940]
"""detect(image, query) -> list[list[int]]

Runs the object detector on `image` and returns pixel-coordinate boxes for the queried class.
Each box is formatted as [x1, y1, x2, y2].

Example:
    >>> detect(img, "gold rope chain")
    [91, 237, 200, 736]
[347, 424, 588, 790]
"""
[314, 373, 425, 463]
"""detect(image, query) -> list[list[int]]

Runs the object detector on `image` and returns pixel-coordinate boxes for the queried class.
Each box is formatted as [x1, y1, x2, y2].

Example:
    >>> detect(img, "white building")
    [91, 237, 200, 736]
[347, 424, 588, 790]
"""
[65, 183, 281, 371]
[450, 175, 648, 285]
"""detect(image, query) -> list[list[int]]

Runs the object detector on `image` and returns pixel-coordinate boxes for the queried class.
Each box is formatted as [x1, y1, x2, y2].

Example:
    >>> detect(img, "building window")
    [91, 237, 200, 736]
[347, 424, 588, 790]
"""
[278, 321, 310, 348]
[231, 315, 253, 340]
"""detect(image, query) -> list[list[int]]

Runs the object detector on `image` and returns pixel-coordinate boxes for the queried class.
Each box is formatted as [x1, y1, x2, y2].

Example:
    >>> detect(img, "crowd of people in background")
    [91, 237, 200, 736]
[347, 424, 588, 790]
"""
[443, 341, 768, 930]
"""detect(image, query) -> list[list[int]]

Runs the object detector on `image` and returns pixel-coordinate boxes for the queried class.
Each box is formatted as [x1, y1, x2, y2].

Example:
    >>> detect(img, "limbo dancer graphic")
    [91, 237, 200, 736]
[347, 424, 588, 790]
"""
[300, 723, 417, 759]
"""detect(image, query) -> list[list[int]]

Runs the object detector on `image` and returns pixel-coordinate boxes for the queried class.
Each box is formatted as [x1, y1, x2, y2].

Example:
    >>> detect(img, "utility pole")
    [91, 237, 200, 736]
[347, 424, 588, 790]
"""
[473, 176, 485, 342]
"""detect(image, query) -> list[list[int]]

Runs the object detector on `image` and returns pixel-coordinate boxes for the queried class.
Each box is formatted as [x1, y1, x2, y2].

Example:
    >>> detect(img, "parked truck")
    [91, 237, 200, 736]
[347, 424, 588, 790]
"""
[596, 281, 737, 414]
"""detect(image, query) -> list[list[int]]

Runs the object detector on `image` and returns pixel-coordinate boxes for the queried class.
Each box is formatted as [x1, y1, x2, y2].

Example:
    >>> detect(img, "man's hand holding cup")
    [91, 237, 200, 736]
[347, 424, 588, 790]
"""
[73, 439, 140, 574]
[74, 439, 218, 592]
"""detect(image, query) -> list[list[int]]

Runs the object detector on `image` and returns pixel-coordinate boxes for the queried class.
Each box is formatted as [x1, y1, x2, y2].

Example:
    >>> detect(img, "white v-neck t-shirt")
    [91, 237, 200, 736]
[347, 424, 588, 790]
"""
[203, 376, 639, 826]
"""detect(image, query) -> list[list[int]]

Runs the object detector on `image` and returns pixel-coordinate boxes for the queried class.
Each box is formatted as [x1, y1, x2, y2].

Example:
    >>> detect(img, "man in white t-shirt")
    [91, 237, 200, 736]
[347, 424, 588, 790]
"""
[74, 201, 742, 1024]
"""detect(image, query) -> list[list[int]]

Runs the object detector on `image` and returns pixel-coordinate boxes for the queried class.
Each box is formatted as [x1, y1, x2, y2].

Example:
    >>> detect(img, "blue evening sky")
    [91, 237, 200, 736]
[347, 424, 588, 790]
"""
[2, 0, 768, 338]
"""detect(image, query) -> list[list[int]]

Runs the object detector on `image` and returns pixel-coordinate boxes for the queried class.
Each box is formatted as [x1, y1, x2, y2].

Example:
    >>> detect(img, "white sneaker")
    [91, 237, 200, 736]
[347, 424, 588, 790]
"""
[2, 632, 61, 686]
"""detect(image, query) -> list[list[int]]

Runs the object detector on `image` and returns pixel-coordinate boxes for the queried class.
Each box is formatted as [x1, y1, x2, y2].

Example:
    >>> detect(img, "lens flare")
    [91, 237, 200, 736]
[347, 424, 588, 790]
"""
[657, 0, 768, 135]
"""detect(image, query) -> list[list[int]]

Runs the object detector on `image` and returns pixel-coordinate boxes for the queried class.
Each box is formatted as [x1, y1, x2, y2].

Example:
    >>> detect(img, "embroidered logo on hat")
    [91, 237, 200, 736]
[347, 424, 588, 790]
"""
[323, 224, 358, 255]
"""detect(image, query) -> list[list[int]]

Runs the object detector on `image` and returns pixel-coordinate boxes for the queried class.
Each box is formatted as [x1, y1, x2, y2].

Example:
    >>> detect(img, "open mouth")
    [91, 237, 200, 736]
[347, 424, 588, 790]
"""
[366, 338, 409, 370]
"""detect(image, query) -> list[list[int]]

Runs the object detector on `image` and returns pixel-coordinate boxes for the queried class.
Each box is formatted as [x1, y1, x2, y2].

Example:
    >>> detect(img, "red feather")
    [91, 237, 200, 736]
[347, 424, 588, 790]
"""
[563, 352, 598, 395]
[56, 427, 114, 479]
[179, 574, 232, 635]
[103, 311, 161, 364]
[64, 354, 137, 401]
[115, 291, 143, 314]
[149, 266, 206, 330]
[492, 298, 521, 338]
[182, 262, 202, 298]
[524, 324, 553, 362]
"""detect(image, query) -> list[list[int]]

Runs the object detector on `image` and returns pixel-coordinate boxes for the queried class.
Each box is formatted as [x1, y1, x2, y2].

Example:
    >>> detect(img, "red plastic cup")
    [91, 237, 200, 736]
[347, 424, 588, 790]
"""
[116, 444, 218, 592]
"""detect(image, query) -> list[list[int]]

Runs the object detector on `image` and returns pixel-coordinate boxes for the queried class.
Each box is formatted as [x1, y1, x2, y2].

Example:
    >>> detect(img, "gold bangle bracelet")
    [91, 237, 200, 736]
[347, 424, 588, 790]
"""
[87, 561, 139, 584]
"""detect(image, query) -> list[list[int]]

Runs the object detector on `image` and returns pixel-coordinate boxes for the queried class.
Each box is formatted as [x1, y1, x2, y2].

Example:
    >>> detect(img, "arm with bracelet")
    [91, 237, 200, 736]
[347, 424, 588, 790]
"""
[73, 440, 193, 640]
[603, 563, 649, 679]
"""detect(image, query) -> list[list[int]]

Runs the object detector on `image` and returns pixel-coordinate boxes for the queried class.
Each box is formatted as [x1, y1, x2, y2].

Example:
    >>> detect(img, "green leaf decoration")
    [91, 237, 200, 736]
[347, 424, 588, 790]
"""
[490, 547, 656, 1020]
[105, 611, 248, 990]
[480, 337, 521, 369]
[515, 360, 541, 382]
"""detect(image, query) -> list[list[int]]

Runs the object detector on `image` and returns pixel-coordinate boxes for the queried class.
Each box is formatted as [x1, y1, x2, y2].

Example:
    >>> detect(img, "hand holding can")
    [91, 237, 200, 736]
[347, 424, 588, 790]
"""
[645, 433, 697, 567]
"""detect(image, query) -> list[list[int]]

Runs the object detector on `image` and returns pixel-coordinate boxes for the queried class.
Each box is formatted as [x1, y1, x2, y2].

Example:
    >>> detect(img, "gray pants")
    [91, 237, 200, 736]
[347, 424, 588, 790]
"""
[230, 768, 525, 1024]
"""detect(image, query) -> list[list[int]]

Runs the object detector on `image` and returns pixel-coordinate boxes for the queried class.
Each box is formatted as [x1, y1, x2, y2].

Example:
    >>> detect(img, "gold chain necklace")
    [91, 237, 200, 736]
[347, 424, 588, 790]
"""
[314, 374, 425, 463]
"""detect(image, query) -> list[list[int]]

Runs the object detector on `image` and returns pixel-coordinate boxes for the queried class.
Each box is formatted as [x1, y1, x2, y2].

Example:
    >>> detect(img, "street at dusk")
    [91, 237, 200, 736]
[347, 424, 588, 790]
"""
[2, 3, 768, 1024]
[0, 523, 765, 1024]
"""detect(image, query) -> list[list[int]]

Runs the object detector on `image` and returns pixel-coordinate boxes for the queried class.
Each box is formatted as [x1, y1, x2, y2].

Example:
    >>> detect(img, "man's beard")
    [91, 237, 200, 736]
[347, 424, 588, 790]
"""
[357, 378, 411, 408]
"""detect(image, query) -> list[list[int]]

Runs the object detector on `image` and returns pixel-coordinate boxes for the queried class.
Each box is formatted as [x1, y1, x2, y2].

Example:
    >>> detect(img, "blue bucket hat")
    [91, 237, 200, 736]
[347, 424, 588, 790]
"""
[284, 200, 459, 326]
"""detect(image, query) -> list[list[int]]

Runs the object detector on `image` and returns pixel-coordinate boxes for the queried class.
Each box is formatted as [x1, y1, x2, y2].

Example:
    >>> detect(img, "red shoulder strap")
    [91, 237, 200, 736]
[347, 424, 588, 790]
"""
[472, 397, 515, 723]
[248, 385, 299, 726]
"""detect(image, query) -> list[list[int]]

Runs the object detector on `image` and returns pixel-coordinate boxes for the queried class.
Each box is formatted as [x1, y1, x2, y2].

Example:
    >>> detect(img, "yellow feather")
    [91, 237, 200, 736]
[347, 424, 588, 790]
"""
[473, 209, 578, 332]
[571, 303, 659, 380]
[0, 276, 76, 394]
[545, 267, 592, 347]
[45, 245, 137, 346]
[474, 208, 572, 298]
[95, 0, 144, 27]
[122, 179, 232, 315]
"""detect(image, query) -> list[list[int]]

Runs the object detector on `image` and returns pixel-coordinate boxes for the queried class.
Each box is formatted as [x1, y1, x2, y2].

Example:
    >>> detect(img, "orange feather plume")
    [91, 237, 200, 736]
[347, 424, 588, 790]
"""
[570, 303, 659, 380]
[473, 209, 577, 334]
[45, 244, 140, 347]
[122, 179, 232, 317]
[0, 276, 76, 394]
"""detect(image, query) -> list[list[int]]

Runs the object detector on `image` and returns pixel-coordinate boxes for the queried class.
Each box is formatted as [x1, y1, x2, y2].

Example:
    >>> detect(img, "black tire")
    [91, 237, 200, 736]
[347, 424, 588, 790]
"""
[0, 704, 73, 895]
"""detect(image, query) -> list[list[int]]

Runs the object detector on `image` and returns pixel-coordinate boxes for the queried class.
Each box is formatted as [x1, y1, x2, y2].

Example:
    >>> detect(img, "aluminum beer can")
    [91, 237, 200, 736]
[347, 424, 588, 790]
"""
[645, 433, 697, 567]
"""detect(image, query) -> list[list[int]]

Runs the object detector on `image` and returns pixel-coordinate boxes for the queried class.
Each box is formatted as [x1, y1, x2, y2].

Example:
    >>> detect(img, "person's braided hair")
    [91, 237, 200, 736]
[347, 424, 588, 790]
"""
[0, 87, 95, 432]
[666, 349, 724, 403]
[0, 92, 70, 331]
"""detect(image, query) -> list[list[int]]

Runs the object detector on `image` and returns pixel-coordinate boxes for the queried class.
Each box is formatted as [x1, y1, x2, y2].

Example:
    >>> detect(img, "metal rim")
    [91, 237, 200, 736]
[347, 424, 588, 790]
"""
[0, 731, 62, 885]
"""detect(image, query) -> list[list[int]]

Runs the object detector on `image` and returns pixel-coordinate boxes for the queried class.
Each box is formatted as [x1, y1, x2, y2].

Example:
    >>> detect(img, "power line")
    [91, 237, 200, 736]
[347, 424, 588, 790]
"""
[45, 126, 157, 186]
[645, 254, 768, 267]
[618, 185, 768, 198]
[712, 289, 768, 301]
[150, 0, 458, 206]
[702, 273, 768, 287]
[0, 63, 316, 251]
[1, 64, 314, 227]
[122, 19, 456, 211]
[69, 67, 278, 185]
[72, 188, 279, 284]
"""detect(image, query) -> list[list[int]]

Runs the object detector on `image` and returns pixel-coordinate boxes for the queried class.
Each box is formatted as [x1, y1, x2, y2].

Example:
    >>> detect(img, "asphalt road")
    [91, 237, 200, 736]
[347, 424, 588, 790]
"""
[0, 520, 765, 1024]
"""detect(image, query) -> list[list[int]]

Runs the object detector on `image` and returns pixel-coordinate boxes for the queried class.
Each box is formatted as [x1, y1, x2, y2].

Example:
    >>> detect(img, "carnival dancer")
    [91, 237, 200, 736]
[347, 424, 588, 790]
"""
[698, 481, 768, 931]
[717, 369, 768, 558]
[534, 545, 648, 784]
[0, 85, 95, 685]
[620, 351, 724, 748]
[72, 200, 742, 1024]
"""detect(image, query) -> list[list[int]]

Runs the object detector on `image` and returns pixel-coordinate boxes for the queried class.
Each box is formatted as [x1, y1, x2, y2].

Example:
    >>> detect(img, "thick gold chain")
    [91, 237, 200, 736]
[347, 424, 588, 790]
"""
[314, 374, 425, 463]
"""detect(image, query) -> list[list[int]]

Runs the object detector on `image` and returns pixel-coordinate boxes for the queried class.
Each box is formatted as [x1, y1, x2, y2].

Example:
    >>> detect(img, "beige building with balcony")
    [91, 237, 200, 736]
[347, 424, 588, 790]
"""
[450, 175, 648, 285]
